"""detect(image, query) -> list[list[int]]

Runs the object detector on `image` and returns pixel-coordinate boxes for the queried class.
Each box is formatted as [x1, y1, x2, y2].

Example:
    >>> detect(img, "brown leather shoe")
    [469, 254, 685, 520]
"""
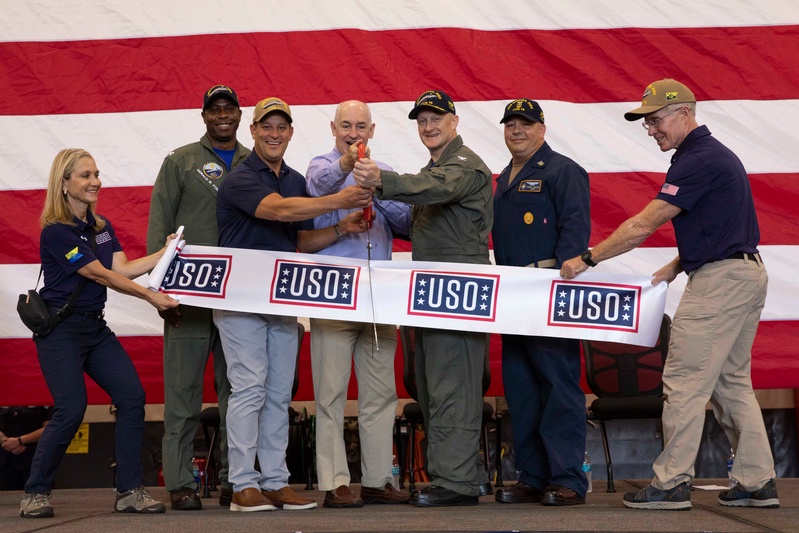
[495, 482, 545, 504]
[324, 485, 364, 508]
[541, 485, 585, 506]
[360, 483, 410, 504]
[230, 487, 276, 512]
[262, 486, 317, 510]
[170, 487, 202, 511]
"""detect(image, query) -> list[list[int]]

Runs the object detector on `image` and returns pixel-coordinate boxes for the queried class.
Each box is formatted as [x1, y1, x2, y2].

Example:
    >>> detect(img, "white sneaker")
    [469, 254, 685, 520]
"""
[20, 492, 54, 518]
[115, 486, 166, 513]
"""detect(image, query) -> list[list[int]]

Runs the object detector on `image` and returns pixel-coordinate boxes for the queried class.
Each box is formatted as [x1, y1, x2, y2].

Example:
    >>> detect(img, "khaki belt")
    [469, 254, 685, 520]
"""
[526, 258, 557, 269]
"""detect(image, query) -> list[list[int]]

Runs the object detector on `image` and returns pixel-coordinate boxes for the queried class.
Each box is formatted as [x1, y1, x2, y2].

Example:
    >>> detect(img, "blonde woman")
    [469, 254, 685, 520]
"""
[20, 149, 177, 518]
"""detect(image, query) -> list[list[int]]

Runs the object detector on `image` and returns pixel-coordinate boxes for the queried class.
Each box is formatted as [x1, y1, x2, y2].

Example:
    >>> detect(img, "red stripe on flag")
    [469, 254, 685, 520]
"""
[590, 171, 799, 246]
[1, 26, 798, 115]
[2, 321, 796, 406]
[4, 172, 798, 264]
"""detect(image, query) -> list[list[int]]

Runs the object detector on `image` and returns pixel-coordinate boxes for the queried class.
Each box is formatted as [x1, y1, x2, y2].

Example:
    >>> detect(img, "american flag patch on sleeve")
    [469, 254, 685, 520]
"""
[660, 183, 680, 196]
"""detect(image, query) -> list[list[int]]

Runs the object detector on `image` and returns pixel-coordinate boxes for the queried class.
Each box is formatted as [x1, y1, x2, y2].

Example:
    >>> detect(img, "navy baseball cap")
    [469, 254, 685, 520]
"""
[500, 98, 545, 125]
[203, 85, 240, 110]
[408, 90, 456, 119]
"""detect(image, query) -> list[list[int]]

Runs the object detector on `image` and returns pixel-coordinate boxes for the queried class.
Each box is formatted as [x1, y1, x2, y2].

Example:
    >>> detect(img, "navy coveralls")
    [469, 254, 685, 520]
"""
[492, 142, 591, 496]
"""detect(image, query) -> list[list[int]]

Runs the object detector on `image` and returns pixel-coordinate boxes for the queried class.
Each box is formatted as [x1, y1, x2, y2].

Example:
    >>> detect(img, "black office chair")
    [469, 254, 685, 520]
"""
[581, 314, 671, 493]
[200, 321, 311, 495]
[397, 326, 502, 491]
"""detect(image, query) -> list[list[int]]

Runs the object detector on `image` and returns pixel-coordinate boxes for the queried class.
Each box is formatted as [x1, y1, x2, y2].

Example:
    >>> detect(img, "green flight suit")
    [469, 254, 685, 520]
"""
[147, 134, 249, 492]
[378, 135, 493, 496]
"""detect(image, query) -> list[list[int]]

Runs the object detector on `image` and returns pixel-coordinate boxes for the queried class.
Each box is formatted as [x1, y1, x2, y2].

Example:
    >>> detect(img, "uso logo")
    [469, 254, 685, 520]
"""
[548, 280, 640, 332]
[408, 271, 499, 321]
[161, 254, 232, 298]
[270, 260, 360, 309]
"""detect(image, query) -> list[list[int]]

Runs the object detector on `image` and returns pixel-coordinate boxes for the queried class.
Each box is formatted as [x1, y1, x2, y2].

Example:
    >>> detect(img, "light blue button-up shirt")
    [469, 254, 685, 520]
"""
[306, 148, 411, 260]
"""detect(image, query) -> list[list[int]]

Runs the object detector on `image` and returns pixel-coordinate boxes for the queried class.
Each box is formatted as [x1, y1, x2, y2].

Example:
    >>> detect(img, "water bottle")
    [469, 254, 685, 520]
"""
[582, 451, 593, 493]
[191, 457, 201, 492]
[726, 448, 737, 489]
[391, 454, 401, 489]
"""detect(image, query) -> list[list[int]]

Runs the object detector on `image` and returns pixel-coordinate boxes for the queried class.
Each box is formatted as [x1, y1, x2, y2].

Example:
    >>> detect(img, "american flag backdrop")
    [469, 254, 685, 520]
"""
[1, 0, 798, 405]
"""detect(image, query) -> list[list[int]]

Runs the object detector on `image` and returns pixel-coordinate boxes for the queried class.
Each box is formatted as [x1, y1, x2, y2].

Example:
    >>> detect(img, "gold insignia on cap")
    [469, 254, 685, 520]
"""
[417, 90, 441, 105]
[524, 212, 534, 225]
[666, 92, 678, 100]
[207, 85, 232, 97]
[509, 99, 528, 112]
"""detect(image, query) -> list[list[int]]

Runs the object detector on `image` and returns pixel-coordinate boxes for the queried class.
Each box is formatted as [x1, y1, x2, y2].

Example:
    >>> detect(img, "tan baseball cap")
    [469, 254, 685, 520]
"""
[252, 97, 292, 124]
[624, 79, 696, 121]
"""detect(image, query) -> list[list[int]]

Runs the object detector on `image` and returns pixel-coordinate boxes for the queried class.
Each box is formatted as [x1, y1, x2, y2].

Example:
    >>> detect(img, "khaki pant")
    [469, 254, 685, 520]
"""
[653, 255, 775, 491]
[310, 319, 399, 490]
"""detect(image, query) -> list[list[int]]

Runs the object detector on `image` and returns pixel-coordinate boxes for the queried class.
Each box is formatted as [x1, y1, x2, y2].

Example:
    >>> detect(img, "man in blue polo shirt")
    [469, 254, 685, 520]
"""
[561, 79, 778, 510]
[214, 97, 372, 513]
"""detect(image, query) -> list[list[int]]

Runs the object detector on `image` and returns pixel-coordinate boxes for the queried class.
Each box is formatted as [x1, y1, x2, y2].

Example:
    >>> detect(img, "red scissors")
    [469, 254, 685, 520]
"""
[358, 144, 373, 229]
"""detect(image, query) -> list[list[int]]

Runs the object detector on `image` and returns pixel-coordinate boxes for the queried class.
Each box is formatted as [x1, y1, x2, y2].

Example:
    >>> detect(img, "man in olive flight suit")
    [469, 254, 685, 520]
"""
[147, 85, 250, 510]
[353, 90, 493, 507]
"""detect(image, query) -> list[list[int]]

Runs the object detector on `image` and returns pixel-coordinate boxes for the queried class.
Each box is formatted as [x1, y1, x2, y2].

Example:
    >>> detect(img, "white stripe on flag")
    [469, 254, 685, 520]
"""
[4, 0, 798, 42]
[2, 99, 797, 191]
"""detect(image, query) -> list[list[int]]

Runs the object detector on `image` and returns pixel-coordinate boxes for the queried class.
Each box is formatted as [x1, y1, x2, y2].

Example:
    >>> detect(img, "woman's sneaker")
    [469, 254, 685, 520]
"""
[20, 492, 54, 518]
[718, 479, 779, 508]
[115, 486, 167, 513]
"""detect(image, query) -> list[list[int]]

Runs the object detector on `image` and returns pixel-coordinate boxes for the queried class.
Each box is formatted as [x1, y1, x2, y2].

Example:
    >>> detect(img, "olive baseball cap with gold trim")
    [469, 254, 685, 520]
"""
[252, 97, 293, 124]
[624, 79, 696, 121]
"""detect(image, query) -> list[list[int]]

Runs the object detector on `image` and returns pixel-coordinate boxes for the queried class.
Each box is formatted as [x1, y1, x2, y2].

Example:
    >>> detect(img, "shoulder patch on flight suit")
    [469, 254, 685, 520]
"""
[518, 179, 542, 192]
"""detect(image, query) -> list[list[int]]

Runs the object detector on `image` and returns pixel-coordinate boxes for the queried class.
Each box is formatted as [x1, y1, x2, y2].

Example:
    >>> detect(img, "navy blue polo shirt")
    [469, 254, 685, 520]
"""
[217, 150, 313, 251]
[655, 125, 760, 273]
[39, 212, 122, 311]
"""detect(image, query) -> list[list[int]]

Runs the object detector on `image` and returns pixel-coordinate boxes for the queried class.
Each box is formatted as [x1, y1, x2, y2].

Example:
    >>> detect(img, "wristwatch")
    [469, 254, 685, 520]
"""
[581, 250, 597, 267]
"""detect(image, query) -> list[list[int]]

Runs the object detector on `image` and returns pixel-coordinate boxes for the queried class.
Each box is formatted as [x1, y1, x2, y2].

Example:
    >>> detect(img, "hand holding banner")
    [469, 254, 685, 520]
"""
[147, 225, 184, 291]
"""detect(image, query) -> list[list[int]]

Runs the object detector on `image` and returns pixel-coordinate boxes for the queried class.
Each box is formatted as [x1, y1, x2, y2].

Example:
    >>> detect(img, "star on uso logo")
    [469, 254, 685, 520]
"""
[270, 260, 360, 309]
[408, 271, 499, 321]
[548, 280, 640, 332]
[161, 254, 232, 298]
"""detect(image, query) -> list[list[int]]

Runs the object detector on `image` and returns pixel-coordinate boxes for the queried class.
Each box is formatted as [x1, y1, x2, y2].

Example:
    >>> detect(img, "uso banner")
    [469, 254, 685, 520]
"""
[155, 245, 668, 346]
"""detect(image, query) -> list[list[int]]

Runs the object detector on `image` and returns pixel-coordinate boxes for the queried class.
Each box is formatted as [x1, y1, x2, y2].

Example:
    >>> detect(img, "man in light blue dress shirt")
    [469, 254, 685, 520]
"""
[306, 100, 411, 508]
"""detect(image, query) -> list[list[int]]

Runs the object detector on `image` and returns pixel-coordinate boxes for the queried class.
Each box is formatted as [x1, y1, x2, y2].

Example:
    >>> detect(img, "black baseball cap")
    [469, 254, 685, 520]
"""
[203, 85, 240, 110]
[500, 98, 545, 124]
[408, 90, 456, 119]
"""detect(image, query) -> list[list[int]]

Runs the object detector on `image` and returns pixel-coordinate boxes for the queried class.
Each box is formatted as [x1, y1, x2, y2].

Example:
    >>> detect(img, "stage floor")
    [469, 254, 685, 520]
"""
[2, 479, 797, 533]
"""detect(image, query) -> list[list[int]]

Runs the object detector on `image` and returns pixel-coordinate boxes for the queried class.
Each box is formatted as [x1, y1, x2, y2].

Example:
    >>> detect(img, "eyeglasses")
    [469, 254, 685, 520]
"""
[642, 107, 685, 130]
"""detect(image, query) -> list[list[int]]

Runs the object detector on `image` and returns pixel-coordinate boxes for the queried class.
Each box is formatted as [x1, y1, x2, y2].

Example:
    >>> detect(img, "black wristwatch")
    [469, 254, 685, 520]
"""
[581, 250, 597, 267]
